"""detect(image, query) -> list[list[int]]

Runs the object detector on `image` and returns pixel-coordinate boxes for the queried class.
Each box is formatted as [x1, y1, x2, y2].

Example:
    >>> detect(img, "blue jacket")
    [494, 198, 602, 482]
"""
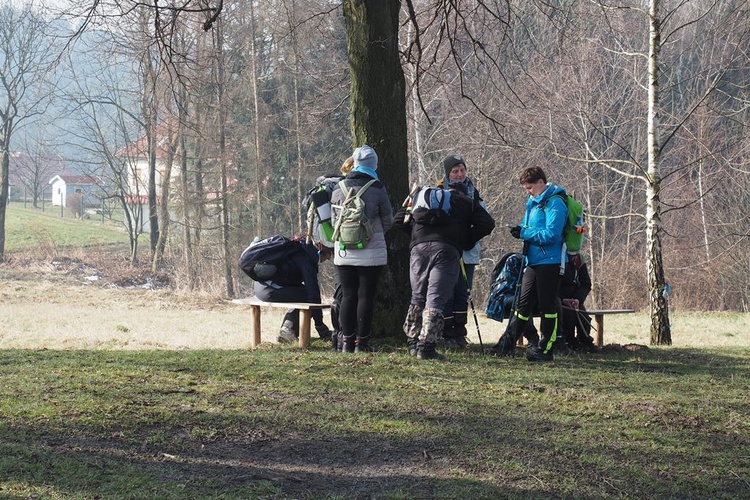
[518, 183, 568, 267]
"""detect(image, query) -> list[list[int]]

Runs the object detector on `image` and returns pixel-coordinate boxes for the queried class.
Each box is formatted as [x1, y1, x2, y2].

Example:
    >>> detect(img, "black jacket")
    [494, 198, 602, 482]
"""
[559, 258, 592, 304]
[270, 243, 322, 304]
[394, 187, 495, 252]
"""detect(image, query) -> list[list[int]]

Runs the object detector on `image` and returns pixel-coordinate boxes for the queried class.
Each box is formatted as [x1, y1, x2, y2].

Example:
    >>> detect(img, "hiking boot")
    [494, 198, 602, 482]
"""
[277, 328, 297, 344]
[416, 343, 445, 361]
[443, 338, 461, 350]
[407, 339, 418, 357]
[316, 326, 332, 340]
[354, 337, 374, 353]
[526, 346, 554, 362]
[341, 335, 356, 353]
[488, 335, 515, 356]
[579, 340, 601, 353]
[554, 338, 572, 356]
[331, 331, 340, 351]
[444, 336, 469, 351]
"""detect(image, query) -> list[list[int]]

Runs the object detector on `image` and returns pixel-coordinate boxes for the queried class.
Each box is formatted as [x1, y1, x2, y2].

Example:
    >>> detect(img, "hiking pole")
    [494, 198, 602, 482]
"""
[402, 183, 420, 223]
[459, 258, 484, 354]
[561, 304, 598, 342]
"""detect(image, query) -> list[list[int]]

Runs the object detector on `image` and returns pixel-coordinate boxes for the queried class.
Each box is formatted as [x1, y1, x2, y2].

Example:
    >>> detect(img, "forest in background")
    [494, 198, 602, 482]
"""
[2, 0, 748, 314]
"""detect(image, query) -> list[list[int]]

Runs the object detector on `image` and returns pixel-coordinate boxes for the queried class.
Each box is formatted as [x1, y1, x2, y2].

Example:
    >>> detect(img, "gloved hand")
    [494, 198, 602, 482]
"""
[509, 225, 522, 239]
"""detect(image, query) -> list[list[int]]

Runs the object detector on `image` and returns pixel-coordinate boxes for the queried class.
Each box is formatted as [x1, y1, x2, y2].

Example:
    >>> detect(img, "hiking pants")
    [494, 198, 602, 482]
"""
[331, 265, 342, 333]
[441, 263, 473, 338]
[509, 264, 561, 354]
[253, 281, 325, 334]
[337, 264, 382, 342]
[409, 241, 460, 312]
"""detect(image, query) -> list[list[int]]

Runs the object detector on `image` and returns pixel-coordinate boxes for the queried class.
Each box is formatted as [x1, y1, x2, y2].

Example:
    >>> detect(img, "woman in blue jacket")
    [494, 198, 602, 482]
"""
[506, 167, 568, 362]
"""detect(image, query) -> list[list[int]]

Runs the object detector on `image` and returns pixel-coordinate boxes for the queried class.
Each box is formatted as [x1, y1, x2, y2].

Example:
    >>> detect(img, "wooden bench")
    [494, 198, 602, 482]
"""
[586, 309, 636, 347]
[514, 308, 636, 348]
[231, 297, 332, 349]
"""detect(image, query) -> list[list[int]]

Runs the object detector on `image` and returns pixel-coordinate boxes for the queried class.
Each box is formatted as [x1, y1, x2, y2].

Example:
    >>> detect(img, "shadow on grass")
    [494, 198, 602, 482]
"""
[0, 346, 748, 499]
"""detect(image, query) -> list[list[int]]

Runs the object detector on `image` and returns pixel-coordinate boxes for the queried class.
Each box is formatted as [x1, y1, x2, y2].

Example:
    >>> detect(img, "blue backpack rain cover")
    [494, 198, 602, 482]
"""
[485, 252, 524, 322]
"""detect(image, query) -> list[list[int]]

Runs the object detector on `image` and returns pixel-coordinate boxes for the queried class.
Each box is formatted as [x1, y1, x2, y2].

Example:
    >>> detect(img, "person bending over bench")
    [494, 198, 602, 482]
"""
[252, 240, 333, 343]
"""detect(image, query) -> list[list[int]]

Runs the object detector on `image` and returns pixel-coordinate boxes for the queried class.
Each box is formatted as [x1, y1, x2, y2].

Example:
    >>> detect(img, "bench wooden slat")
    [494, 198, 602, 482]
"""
[232, 297, 332, 349]
[232, 297, 332, 310]
[587, 309, 636, 315]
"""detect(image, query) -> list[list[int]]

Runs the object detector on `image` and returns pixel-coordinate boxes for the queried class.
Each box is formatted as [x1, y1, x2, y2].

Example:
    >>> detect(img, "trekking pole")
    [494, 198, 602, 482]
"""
[402, 183, 420, 223]
[561, 304, 598, 337]
[459, 258, 484, 354]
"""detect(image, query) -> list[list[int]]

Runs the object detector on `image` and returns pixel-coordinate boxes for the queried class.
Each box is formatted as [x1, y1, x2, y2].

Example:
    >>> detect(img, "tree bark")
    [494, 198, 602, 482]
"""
[647, 0, 671, 345]
[343, 0, 411, 337]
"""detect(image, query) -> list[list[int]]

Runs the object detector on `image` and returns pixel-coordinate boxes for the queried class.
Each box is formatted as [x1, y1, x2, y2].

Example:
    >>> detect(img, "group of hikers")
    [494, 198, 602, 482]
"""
[241, 144, 601, 362]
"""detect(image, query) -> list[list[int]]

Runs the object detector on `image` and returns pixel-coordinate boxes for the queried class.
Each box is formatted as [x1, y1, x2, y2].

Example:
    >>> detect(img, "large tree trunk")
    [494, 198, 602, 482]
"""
[343, 0, 410, 337]
[646, 0, 671, 345]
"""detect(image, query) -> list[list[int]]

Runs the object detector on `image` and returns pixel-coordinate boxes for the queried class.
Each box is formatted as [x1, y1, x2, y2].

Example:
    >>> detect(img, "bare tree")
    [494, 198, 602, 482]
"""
[0, 1, 57, 261]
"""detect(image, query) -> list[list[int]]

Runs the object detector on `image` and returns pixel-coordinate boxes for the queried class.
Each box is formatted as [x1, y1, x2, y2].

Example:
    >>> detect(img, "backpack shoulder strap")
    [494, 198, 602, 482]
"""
[356, 178, 377, 199]
[338, 180, 354, 200]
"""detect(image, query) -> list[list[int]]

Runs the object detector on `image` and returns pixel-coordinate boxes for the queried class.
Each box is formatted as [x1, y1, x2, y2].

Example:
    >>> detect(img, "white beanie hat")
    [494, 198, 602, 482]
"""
[352, 145, 378, 170]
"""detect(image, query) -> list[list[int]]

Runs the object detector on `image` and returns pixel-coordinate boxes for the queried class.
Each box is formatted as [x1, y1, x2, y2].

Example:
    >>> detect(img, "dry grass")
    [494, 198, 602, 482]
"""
[1, 257, 747, 351]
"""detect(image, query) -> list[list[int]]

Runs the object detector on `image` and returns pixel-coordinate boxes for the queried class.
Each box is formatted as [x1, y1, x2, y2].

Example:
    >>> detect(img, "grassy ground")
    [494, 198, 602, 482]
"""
[1, 260, 749, 499]
[4, 202, 128, 252]
[1, 344, 748, 499]
[1, 207, 749, 498]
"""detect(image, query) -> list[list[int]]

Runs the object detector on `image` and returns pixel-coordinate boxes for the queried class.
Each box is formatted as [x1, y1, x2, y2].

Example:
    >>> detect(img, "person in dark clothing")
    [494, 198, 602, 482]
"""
[253, 240, 333, 343]
[438, 154, 491, 350]
[559, 252, 600, 352]
[506, 166, 567, 362]
[395, 183, 495, 360]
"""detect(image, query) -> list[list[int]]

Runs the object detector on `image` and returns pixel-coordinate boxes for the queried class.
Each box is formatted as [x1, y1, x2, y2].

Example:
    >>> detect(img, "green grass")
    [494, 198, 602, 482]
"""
[4, 202, 128, 252]
[0, 346, 748, 499]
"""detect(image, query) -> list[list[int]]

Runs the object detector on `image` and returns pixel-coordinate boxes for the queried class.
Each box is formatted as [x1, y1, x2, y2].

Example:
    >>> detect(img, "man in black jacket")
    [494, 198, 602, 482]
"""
[394, 184, 495, 360]
[253, 240, 333, 343]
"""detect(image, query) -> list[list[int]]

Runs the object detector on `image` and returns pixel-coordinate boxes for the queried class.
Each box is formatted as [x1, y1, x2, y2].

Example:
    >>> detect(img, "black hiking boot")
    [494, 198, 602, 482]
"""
[416, 343, 445, 361]
[488, 335, 515, 356]
[554, 337, 573, 356]
[341, 335, 356, 353]
[579, 338, 601, 353]
[331, 331, 340, 351]
[526, 346, 554, 362]
[354, 336, 374, 353]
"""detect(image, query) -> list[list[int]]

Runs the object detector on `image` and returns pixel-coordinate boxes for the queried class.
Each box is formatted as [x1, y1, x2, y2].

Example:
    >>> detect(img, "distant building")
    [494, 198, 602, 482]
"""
[48, 175, 105, 208]
[115, 122, 179, 195]
[8, 153, 69, 202]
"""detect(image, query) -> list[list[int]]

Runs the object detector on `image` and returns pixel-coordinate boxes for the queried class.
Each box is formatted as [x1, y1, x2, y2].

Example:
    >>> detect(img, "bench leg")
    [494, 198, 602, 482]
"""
[250, 305, 262, 349]
[299, 310, 312, 348]
[594, 314, 604, 347]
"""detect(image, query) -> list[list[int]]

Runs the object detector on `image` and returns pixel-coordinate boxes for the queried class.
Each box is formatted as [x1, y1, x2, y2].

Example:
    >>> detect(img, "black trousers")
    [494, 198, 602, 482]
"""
[510, 264, 561, 354]
[337, 265, 382, 340]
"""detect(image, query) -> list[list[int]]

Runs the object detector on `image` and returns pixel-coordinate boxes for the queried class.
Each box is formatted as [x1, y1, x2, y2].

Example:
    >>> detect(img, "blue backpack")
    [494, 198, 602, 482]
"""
[485, 252, 524, 322]
[410, 186, 452, 225]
